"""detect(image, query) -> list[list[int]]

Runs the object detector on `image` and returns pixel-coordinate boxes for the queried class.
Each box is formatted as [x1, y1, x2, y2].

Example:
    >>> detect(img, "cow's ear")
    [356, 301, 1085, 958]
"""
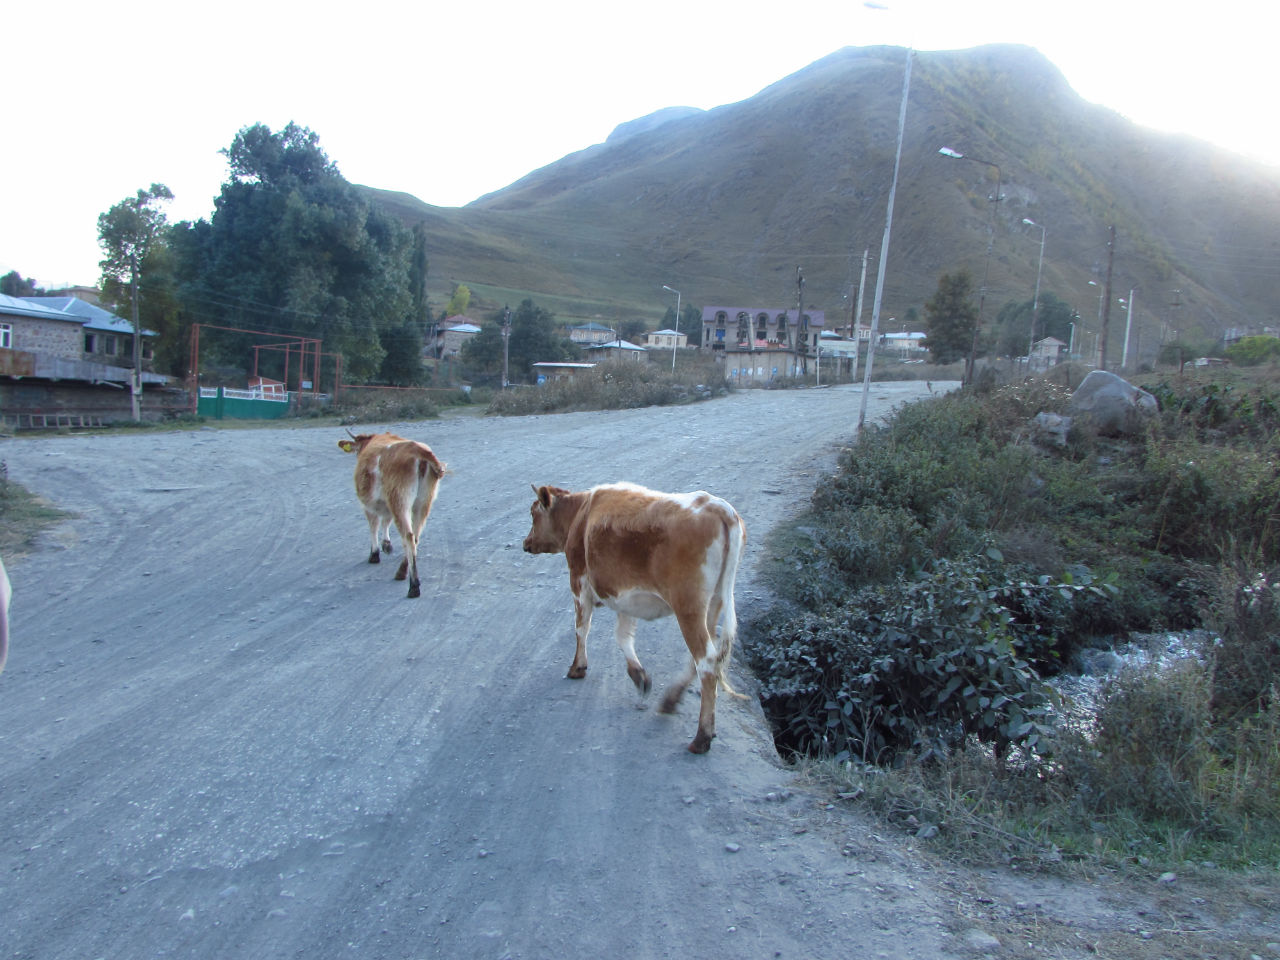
[536, 485, 555, 510]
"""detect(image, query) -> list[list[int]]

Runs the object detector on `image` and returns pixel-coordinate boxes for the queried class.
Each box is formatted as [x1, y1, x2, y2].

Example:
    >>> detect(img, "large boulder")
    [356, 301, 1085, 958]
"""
[1068, 370, 1159, 436]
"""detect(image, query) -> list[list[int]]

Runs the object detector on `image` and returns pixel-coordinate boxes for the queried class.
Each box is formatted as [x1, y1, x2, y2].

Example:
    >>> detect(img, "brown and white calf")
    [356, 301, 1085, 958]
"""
[522, 481, 746, 753]
[337, 431, 446, 598]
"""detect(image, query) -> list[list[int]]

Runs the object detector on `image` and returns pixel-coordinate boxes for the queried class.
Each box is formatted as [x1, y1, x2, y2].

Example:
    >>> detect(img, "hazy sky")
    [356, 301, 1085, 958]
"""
[3, 0, 1273, 287]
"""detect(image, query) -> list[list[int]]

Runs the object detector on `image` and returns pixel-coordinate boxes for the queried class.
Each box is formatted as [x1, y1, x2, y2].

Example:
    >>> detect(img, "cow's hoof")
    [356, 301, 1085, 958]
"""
[627, 665, 651, 696]
[567, 665, 588, 680]
[657, 688, 683, 714]
[394, 561, 409, 581]
[381, 540, 393, 554]
[688, 731, 714, 754]
[368, 552, 381, 564]
[407, 583, 421, 599]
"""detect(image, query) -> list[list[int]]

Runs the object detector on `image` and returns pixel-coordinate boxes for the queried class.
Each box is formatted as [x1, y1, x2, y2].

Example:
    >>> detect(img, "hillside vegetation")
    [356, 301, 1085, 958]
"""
[744, 365, 1280, 872]
[367, 44, 1280, 356]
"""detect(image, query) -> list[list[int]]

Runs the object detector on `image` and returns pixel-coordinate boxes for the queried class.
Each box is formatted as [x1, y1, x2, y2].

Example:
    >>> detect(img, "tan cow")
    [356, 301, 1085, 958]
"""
[523, 481, 746, 753]
[337, 431, 446, 598]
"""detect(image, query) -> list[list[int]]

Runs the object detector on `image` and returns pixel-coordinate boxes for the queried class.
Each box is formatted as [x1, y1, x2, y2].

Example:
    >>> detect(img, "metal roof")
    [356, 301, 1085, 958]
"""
[18, 296, 157, 337]
[0, 293, 82, 323]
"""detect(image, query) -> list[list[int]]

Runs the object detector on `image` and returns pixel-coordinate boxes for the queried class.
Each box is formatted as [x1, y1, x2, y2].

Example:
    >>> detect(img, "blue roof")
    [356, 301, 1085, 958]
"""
[17, 296, 156, 337]
[0, 292, 82, 323]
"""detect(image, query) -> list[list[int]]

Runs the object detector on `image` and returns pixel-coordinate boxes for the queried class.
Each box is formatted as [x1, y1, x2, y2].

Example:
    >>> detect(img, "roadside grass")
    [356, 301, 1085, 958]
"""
[485, 354, 729, 416]
[744, 364, 1280, 875]
[0, 461, 73, 557]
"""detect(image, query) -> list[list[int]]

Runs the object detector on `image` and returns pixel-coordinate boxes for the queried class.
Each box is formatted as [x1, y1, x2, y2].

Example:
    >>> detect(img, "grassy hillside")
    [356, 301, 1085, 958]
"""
[362, 45, 1280, 352]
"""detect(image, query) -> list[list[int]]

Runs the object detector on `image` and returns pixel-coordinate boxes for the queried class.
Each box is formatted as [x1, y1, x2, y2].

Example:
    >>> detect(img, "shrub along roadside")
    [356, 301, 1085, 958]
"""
[744, 372, 1280, 871]
[485, 354, 728, 416]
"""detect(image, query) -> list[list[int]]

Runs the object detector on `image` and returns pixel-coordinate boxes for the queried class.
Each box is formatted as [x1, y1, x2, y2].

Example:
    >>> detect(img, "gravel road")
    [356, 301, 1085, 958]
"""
[0, 381, 966, 960]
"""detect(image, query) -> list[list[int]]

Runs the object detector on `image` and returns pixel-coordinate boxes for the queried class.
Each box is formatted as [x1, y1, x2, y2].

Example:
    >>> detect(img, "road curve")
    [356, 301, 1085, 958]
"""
[0, 382, 963, 960]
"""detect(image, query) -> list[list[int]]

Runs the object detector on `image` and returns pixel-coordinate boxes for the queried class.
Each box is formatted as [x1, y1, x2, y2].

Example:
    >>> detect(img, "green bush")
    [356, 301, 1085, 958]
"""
[749, 556, 1112, 765]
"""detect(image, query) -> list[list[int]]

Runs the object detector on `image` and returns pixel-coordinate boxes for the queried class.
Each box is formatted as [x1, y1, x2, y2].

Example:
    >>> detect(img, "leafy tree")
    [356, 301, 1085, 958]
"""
[379, 320, 425, 385]
[659, 303, 703, 347]
[618, 318, 649, 343]
[1, 271, 42, 297]
[98, 183, 174, 420]
[461, 299, 577, 384]
[993, 291, 1076, 358]
[922, 271, 978, 364]
[444, 284, 471, 317]
[1226, 335, 1280, 366]
[171, 123, 417, 385]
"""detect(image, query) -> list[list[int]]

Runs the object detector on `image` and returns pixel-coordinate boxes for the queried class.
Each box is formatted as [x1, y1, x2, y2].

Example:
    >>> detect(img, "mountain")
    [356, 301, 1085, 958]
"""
[363, 44, 1280, 359]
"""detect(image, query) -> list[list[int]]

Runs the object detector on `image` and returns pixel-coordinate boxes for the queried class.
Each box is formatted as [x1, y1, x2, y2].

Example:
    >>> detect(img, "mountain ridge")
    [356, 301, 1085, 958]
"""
[361, 43, 1280, 358]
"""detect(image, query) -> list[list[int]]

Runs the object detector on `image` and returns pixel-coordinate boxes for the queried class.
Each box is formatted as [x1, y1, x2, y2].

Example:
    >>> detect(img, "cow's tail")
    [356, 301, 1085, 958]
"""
[713, 510, 747, 699]
[413, 444, 448, 480]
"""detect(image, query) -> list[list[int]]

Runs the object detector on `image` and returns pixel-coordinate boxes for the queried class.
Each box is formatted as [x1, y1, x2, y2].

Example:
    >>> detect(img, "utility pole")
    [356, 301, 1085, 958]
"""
[1100, 226, 1116, 371]
[852, 248, 869, 381]
[129, 252, 142, 422]
[795, 266, 807, 376]
[501, 305, 511, 388]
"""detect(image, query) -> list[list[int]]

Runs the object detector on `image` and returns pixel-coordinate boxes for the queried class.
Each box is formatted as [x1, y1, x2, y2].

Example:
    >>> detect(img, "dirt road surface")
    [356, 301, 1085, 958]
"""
[8, 379, 1237, 960]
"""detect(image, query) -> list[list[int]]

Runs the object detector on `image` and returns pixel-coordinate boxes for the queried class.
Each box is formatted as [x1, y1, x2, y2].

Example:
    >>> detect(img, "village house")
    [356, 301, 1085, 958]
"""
[565, 321, 616, 345]
[644, 328, 686, 350]
[585, 339, 648, 363]
[532, 361, 596, 383]
[0, 293, 173, 427]
[1029, 336, 1067, 371]
[432, 316, 481, 358]
[699, 306, 825, 382]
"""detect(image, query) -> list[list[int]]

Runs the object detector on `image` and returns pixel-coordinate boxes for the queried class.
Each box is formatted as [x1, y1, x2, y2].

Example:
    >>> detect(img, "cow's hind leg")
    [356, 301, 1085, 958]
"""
[673, 610, 719, 753]
[614, 613, 650, 695]
[391, 508, 421, 598]
[365, 510, 385, 563]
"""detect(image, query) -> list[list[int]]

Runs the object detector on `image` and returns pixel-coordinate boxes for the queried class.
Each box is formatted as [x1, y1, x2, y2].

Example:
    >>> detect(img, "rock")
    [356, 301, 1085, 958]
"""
[963, 928, 1002, 950]
[1068, 370, 1159, 437]
[1032, 411, 1073, 447]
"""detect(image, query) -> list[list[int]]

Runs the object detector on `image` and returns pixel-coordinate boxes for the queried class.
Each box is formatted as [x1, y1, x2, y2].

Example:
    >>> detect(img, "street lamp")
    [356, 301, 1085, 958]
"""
[1022, 218, 1045, 373]
[662, 285, 681, 372]
[938, 146, 1003, 385]
[1119, 289, 1136, 370]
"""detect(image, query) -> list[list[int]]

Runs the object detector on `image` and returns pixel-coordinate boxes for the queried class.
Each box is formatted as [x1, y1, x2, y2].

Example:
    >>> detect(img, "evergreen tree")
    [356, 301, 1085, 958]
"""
[171, 123, 416, 384]
[923, 271, 978, 364]
[1, 271, 41, 297]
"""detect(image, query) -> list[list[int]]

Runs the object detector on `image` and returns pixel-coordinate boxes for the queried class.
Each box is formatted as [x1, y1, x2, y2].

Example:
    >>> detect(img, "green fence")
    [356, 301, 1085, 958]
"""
[197, 387, 290, 420]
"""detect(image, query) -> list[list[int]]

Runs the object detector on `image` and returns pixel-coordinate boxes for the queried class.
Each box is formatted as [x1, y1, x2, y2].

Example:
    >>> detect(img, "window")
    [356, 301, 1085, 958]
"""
[103, 336, 117, 356]
[85, 332, 97, 353]
[0, 323, 11, 349]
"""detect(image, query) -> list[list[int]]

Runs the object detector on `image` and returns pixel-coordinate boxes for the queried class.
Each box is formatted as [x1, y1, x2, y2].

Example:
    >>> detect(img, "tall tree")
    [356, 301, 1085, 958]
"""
[661, 304, 703, 347]
[993, 291, 1076, 358]
[462, 299, 576, 384]
[1, 271, 41, 297]
[171, 123, 416, 386]
[98, 183, 174, 420]
[922, 271, 978, 365]
[444, 284, 471, 317]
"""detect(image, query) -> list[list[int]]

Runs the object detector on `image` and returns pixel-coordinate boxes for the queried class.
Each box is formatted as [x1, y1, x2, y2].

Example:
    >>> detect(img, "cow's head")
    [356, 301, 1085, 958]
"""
[523, 484, 572, 554]
[337, 430, 378, 455]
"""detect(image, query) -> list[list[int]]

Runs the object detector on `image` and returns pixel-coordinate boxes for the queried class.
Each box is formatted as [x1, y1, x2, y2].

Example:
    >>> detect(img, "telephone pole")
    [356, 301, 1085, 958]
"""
[1100, 226, 1116, 370]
